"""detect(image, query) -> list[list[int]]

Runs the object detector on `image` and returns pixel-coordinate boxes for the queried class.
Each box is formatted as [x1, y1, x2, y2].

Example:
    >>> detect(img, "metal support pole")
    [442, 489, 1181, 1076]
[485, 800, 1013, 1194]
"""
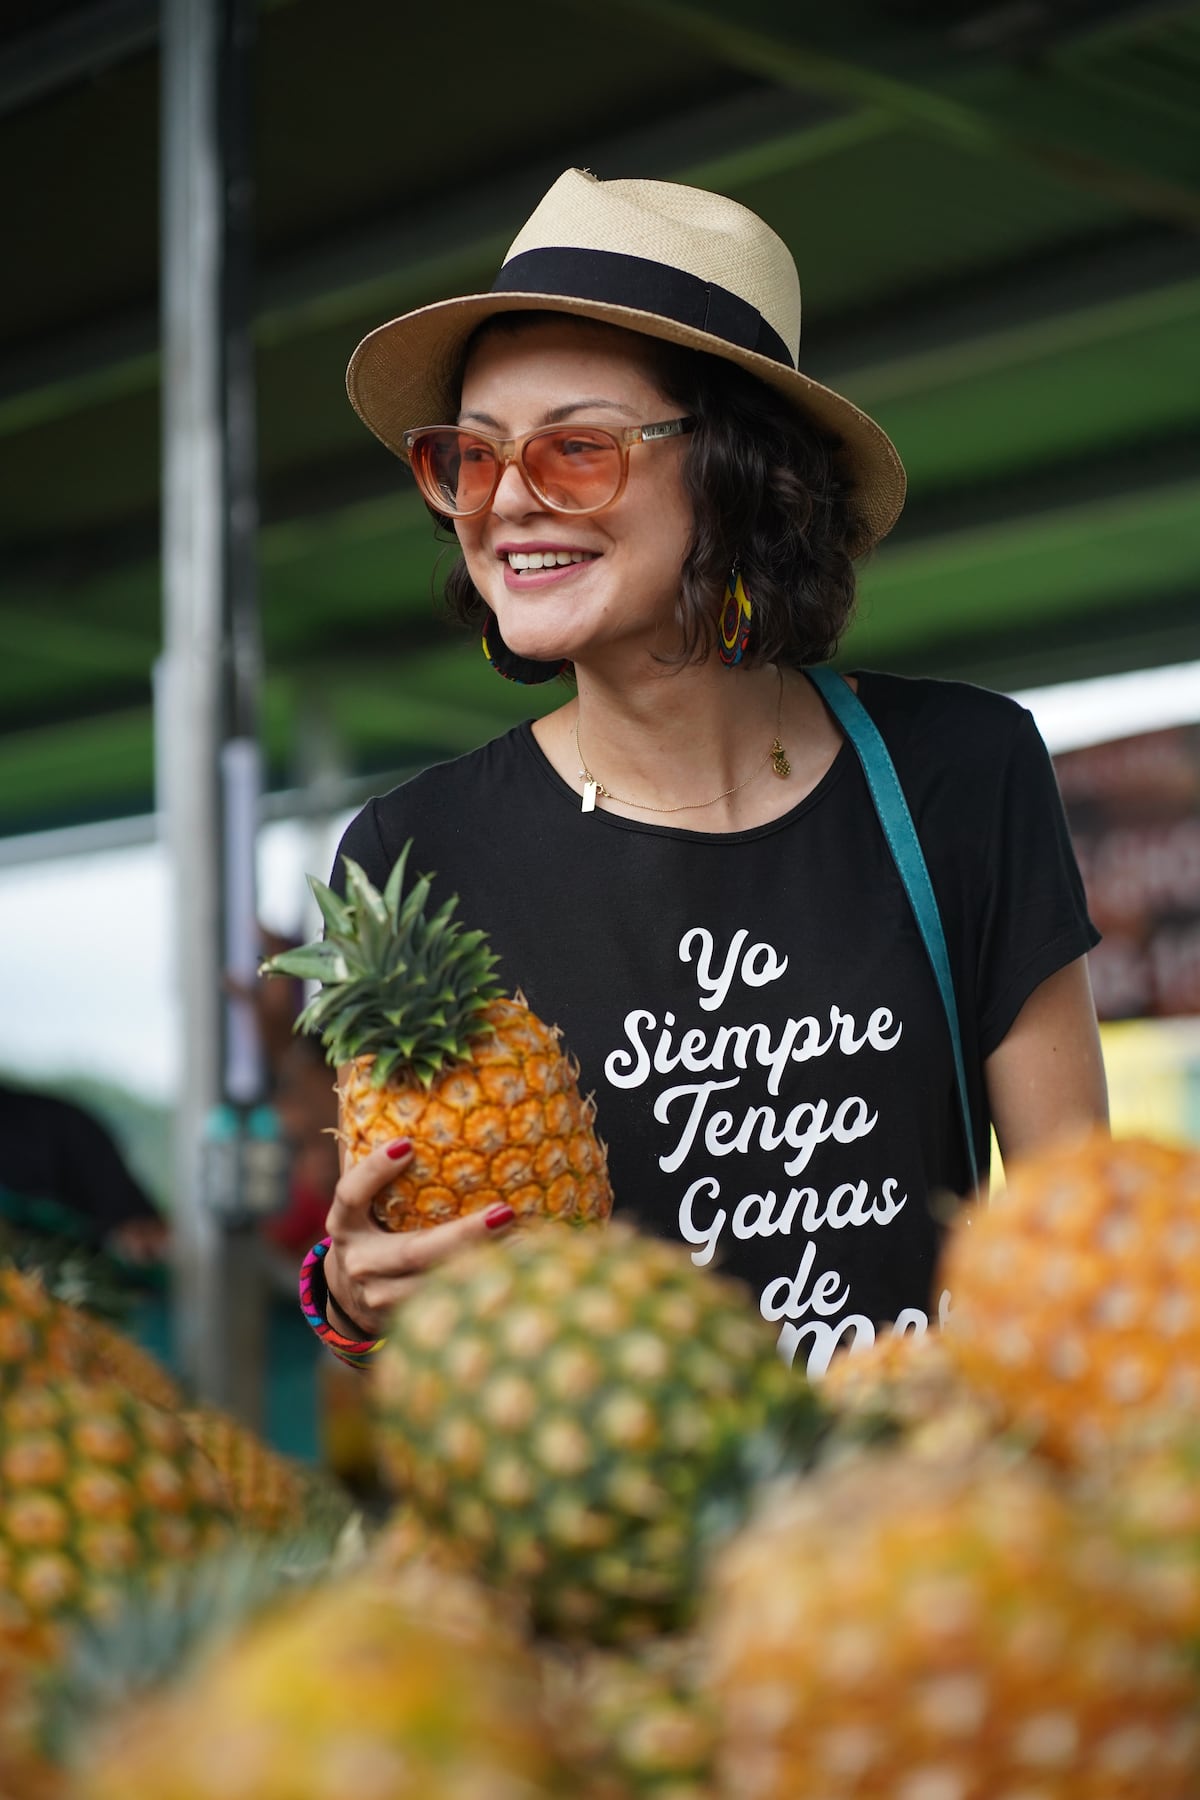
[160, 0, 268, 1423]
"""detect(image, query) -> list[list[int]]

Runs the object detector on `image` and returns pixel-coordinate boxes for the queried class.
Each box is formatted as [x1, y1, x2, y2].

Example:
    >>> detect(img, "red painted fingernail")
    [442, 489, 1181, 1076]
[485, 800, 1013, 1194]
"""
[386, 1139, 412, 1160]
[484, 1204, 516, 1230]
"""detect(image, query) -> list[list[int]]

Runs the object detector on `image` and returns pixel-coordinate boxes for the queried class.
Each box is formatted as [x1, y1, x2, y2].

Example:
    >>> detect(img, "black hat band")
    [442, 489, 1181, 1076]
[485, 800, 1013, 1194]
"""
[493, 247, 794, 370]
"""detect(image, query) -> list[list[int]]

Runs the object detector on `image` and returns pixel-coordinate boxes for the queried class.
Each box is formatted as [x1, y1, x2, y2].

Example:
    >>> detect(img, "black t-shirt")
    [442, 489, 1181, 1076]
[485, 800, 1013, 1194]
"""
[333, 671, 1098, 1375]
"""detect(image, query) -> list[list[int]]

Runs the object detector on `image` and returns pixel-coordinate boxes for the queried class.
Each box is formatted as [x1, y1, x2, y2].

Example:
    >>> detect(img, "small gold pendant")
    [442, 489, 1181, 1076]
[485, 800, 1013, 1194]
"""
[770, 739, 791, 779]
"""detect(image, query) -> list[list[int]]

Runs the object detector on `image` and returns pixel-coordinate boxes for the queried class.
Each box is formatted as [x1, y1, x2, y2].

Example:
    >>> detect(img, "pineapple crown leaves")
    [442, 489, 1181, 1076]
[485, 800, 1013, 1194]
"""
[38, 1534, 344, 1765]
[259, 842, 505, 1088]
[0, 1225, 137, 1322]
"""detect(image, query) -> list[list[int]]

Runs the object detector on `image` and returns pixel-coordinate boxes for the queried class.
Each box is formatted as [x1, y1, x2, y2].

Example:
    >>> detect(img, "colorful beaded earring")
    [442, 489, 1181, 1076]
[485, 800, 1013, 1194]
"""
[481, 610, 568, 685]
[718, 561, 752, 667]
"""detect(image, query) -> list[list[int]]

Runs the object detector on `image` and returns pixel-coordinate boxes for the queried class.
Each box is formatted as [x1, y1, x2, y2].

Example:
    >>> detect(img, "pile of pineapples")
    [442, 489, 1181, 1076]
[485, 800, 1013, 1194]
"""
[11, 845, 1200, 1797]
[0, 1242, 351, 1798]
[21, 1125, 1200, 1800]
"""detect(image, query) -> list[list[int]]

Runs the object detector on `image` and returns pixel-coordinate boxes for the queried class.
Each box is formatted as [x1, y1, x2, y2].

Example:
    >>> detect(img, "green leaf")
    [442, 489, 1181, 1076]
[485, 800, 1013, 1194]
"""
[342, 858, 390, 930]
[268, 842, 510, 1068]
[371, 1047, 409, 1085]
[261, 945, 347, 984]
[308, 875, 353, 938]
[381, 840, 414, 920]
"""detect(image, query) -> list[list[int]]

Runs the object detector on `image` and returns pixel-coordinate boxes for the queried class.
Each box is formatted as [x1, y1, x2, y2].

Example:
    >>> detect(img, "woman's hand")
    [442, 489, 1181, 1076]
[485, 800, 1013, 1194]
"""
[321, 1138, 515, 1338]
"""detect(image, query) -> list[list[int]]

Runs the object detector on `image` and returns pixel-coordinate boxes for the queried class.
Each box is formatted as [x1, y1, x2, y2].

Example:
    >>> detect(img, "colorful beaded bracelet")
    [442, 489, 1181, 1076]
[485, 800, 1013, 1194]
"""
[298, 1237, 386, 1370]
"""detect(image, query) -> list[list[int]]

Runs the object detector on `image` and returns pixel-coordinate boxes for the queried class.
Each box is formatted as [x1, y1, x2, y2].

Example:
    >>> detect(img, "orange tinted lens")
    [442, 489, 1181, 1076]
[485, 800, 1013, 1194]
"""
[413, 430, 497, 515]
[523, 427, 622, 512]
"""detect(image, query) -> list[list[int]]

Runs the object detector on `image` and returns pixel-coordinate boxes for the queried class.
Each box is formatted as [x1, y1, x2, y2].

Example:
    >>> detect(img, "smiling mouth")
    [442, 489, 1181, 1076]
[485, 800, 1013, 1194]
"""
[504, 550, 600, 571]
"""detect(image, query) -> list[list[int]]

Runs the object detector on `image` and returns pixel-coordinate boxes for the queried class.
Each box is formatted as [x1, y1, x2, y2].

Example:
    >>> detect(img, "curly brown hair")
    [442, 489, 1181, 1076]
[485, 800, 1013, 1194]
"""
[437, 314, 860, 669]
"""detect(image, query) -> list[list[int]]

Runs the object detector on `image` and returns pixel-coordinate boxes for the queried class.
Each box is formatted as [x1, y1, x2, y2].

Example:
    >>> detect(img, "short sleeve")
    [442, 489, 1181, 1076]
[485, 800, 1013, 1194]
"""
[329, 798, 393, 898]
[974, 708, 1100, 1056]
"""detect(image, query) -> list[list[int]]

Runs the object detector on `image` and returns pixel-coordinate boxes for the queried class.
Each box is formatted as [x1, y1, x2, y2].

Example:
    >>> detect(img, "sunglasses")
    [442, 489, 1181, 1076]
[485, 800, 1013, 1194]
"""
[402, 416, 696, 519]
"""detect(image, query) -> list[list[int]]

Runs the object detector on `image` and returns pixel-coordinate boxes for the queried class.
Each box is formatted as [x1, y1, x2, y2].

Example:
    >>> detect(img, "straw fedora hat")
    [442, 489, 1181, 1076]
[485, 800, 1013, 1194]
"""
[346, 168, 906, 554]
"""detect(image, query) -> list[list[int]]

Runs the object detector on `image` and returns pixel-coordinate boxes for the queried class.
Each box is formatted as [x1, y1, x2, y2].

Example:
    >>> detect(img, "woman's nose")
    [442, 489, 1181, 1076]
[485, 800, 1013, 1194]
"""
[490, 453, 542, 517]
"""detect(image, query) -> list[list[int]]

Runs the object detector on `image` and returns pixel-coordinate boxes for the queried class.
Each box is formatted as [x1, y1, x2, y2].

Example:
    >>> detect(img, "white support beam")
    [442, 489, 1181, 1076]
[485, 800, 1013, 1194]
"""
[159, 0, 267, 1421]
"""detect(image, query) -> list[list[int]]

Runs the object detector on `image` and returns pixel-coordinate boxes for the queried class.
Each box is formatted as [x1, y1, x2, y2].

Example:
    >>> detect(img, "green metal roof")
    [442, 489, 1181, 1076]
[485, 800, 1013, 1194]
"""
[2, 0, 1198, 836]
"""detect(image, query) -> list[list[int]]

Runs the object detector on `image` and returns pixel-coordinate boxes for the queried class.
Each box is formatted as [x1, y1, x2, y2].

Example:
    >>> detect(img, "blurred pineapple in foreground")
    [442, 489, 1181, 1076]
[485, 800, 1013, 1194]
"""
[821, 1327, 999, 1465]
[941, 1132, 1200, 1464]
[704, 1447, 1200, 1799]
[368, 1499, 471, 1579]
[0, 1641, 65, 1799]
[0, 1376, 232, 1664]
[1089, 1428, 1200, 1647]
[180, 1406, 346, 1541]
[371, 1220, 823, 1644]
[0, 1256, 182, 1413]
[0, 1263, 91, 1395]
[261, 844, 612, 1231]
[75, 1314, 182, 1411]
[8, 1234, 179, 1412]
[33, 1129, 1200, 1796]
[540, 1636, 716, 1800]
[79, 1562, 577, 1800]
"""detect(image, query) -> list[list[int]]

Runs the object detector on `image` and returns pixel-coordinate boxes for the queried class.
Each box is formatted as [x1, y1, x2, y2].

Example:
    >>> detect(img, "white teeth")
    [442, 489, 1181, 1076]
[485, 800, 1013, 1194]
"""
[506, 550, 595, 570]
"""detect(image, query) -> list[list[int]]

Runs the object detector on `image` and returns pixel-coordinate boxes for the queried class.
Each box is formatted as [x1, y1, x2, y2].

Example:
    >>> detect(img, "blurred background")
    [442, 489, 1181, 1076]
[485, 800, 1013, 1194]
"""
[1, 0, 1198, 1459]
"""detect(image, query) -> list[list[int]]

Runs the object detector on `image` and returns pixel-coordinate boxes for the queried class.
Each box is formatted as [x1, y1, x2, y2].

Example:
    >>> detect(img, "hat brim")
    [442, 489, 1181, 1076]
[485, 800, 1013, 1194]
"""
[346, 291, 906, 557]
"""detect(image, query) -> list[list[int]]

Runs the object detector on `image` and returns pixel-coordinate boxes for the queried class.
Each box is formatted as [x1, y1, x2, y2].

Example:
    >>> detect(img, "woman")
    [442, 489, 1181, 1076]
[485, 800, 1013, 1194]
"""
[303, 169, 1107, 1378]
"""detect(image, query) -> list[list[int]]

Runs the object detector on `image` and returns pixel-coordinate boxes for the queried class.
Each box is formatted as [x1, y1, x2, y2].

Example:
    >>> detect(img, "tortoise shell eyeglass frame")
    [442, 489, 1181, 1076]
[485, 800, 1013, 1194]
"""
[401, 416, 696, 519]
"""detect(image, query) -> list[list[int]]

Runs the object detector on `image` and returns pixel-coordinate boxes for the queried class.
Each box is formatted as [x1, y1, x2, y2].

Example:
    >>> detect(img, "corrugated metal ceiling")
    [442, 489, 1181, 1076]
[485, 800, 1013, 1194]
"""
[0, 0, 1197, 836]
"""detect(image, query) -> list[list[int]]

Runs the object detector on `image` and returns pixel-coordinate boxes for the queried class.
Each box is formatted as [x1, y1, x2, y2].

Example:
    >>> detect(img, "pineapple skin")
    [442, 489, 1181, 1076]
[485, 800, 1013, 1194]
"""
[0, 1263, 180, 1413]
[1094, 1429, 1200, 1649]
[540, 1636, 717, 1799]
[80, 1563, 581, 1800]
[0, 1377, 233, 1664]
[79, 1319, 182, 1414]
[179, 1409, 314, 1539]
[340, 998, 613, 1231]
[0, 1267, 89, 1400]
[372, 1222, 811, 1645]
[704, 1449, 1200, 1799]
[821, 1330, 999, 1465]
[0, 1642, 66, 1800]
[941, 1132, 1200, 1465]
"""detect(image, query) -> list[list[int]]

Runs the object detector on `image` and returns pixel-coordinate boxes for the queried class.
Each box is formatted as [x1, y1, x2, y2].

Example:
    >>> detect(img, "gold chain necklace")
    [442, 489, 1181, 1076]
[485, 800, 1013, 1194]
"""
[574, 672, 791, 815]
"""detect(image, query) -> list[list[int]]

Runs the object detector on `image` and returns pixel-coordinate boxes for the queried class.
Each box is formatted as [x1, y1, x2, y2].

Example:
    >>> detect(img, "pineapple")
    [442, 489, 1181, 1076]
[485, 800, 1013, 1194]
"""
[179, 1407, 331, 1540]
[0, 1376, 232, 1665]
[820, 1330, 999, 1465]
[704, 1447, 1200, 1799]
[0, 1259, 180, 1413]
[1087, 1427, 1200, 1649]
[940, 1132, 1200, 1465]
[540, 1636, 717, 1799]
[0, 1265, 90, 1397]
[371, 1220, 822, 1644]
[79, 1561, 577, 1800]
[40, 1535, 347, 1767]
[0, 1642, 64, 1800]
[79, 1318, 182, 1414]
[261, 845, 613, 1231]
[370, 1500, 473, 1579]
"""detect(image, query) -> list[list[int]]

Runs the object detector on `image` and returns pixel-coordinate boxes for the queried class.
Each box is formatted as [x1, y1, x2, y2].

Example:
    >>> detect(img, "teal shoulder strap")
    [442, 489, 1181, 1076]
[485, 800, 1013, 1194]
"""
[805, 665, 980, 1192]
